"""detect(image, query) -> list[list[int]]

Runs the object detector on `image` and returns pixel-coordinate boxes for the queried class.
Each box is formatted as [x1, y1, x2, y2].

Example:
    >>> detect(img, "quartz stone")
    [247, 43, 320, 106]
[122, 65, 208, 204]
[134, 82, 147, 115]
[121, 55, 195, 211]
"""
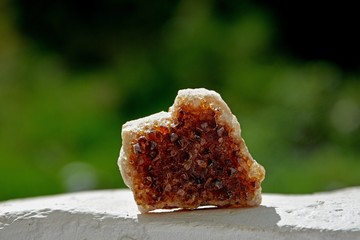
[118, 88, 265, 213]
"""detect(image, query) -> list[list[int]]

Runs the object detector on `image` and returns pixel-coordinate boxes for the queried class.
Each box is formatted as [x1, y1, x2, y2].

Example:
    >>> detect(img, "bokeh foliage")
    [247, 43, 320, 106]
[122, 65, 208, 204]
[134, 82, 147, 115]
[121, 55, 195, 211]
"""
[1, 0, 359, 201]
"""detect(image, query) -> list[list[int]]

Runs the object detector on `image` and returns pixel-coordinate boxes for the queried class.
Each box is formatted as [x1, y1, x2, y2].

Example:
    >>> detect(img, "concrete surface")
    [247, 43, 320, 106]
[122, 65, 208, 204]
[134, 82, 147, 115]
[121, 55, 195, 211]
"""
[1, 187, 360, 240]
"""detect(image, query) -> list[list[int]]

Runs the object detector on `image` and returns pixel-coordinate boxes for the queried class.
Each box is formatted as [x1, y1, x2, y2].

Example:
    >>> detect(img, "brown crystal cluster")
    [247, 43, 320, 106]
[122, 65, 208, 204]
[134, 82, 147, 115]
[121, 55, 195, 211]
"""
[119, 88, 265, 212]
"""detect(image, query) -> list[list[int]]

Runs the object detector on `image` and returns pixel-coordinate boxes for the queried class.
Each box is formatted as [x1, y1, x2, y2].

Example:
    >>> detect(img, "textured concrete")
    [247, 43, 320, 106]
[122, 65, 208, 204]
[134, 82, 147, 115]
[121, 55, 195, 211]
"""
[1, 187, 360, 240]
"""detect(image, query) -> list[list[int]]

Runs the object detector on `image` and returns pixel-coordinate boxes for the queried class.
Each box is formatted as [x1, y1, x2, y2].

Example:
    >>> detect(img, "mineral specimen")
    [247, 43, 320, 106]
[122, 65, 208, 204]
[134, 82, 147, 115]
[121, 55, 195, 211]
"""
[118, 88, 265, 213]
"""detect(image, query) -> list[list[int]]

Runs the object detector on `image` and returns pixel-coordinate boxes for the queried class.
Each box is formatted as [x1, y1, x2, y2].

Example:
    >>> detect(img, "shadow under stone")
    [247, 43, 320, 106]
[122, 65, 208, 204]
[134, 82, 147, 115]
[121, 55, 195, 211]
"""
[137, 205, 281, 231]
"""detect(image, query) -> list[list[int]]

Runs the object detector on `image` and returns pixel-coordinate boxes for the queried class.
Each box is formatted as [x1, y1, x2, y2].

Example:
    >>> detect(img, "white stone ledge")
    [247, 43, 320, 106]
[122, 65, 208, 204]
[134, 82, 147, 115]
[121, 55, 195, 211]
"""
[1, 187, 360, 240]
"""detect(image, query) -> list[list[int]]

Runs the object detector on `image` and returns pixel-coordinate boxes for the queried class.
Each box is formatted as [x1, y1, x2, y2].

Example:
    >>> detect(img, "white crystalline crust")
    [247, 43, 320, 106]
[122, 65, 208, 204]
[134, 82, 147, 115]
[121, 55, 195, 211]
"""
[118, 88, 265, 212]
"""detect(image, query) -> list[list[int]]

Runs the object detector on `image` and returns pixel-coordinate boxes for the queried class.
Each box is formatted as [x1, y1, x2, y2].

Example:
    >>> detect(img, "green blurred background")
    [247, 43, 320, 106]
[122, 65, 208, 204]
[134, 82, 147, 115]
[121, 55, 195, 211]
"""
[1, 0, 359, 201]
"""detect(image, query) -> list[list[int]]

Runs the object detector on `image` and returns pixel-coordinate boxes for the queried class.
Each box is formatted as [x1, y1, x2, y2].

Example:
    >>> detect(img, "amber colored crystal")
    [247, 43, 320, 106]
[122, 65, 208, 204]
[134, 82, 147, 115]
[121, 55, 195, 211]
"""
[128, 103, 261, 210]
